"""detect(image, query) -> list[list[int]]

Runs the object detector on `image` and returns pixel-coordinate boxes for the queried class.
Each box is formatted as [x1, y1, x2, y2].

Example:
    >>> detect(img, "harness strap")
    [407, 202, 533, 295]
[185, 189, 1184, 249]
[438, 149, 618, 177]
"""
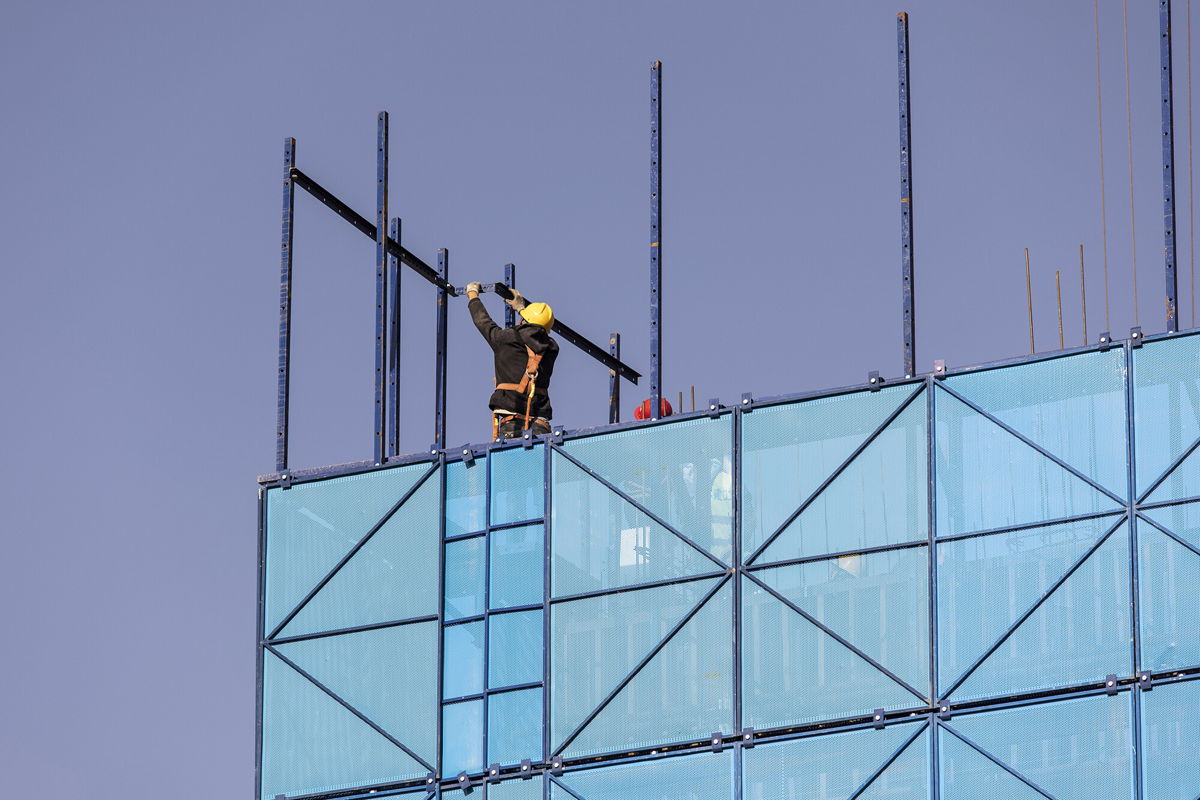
[494, 346, 545, 433]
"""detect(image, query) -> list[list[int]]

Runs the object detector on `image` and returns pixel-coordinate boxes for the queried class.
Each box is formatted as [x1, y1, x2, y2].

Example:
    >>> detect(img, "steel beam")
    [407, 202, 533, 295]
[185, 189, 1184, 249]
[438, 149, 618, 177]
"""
[608, 333, 621, 424]
[650, 60, 663, 417]
[504, 263, 517, 328]
[276, 138, 296, 473]
[289, 166, 640, 383]
[388, 217, 402, 458]
[375, 112, 389, 464]
[435, 249, 449, 451]
[1162, 0, 1180, 331]
[899, 13, 916, 377]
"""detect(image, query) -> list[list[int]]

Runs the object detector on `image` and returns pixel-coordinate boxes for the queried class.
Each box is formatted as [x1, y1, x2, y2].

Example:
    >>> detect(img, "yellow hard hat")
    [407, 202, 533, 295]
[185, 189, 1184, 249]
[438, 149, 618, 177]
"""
[520, 302, 554, 331]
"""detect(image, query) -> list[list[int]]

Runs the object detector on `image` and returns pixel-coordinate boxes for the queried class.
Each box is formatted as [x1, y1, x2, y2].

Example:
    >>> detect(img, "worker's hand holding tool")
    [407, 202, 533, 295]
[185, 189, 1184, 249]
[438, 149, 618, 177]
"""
[505, 289, 528, 312]
[465, 281, 482, 299]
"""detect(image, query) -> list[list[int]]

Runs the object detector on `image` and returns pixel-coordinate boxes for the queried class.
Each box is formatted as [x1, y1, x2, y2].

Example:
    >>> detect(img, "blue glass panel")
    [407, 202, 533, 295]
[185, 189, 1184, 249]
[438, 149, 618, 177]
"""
[279, 473, 440, 638]
[1138, 510, 1200, 671]
[743, 722, 928, 800]
[265, 464, 428, 632]
[1141, 677, 1200, 800]
[491, 445, 545, 525]
[261, 650, 425, 799]
[950, 522, 1131, 702]
[742, 385, 919, 560]
[447, 459, 488, 536]
[489, 610, 543, 688]
[560, 416, 733, 562]
[945, 349, 1127, 497]
[1133, 332, 1200, 497]
[553, 750, 733, 800]
[550, 577, 720, 752]
[939, 726, 1045, 799]
[273, 621, 439, 764]
[753, 547, 929, 693]
[944, 693, 1134, 800]
[935, 388, 1120, 536]
[756, 390, 927, 564]
[937, 515, 1125, 697]
[444, 621, 485, 699]
[490, 524, 544, 610]
[742, 576, 918, 730]
[442, 699, 485, 776]
[552, 453, 718, 596]
[488, 688, 544, 765]
[488, 776, 544, 800]
[446, 536, 486, 621]
[567, 582, 733, 758]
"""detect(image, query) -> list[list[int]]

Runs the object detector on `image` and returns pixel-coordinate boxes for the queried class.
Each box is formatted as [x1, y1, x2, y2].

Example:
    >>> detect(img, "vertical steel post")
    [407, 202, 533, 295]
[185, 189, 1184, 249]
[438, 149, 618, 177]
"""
[388, 217, 402, 458]
[608, 333, 621, 424]
[1162, 0, 1181, 331]
[504, 263, 517, 328]
[650, 60, 664, 418]
[375, 112, 390, 464]
[898, 13, 916, 377]
[276, 138, 296, 473]
[434, 249, 449, 451]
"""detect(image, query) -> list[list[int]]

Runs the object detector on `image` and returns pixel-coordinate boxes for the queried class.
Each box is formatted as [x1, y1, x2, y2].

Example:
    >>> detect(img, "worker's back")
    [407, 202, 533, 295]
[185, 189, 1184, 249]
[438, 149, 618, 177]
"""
[468, 297, 559, 420]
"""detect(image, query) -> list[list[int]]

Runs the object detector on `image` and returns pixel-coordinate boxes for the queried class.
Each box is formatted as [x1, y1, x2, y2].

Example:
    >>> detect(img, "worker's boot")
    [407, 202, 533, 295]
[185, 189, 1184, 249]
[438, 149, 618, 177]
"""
[497, 417, 551, 440]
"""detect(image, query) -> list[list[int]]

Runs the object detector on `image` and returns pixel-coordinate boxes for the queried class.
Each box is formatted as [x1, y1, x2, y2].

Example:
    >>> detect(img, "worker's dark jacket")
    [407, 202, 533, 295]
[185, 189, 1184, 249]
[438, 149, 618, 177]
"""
[469, 298, 559, 419]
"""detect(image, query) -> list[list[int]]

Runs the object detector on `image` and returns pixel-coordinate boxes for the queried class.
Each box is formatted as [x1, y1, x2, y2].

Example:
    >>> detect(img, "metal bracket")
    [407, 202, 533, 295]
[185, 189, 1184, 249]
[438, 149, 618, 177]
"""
[1130, 327, 1144, 348]
[1137, 670, 1154, 690]
[937, 704, 952, 721]
[457, 771, 473, 793]
[460, 445, 479, 467]
[426, 772, 437, 788]
[550, 755, 564, 776]
[707, 398, 721, 419]
[1105, 674, 1119, 696]
[520, 759, 534, 779]
[710, 732, 724, 752]
[1098, 331, 1114, 351]
[278, 473, 293, 490]
[487, 764, 502, 784]
[868, 371, 886, 392]
[522, 429, 534, 449]
[933, 360, 947, 380]
[738, 727, 755, 747]
[429, 445, 441, 457]
[740, 392, 754, 411]
[552, 428, 565, 445]
[872, 708, 886, 730]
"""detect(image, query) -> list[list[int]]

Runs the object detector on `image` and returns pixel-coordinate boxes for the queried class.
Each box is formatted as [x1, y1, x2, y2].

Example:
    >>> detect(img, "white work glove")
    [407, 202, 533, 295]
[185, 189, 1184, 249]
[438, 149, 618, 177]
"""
[505, 289, 528, 311]
[465, 281, 482, 298]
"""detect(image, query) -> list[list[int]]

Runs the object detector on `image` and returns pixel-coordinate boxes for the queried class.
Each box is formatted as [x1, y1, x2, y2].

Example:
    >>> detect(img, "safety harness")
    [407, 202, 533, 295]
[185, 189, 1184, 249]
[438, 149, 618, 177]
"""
[492, 346, 545, 441]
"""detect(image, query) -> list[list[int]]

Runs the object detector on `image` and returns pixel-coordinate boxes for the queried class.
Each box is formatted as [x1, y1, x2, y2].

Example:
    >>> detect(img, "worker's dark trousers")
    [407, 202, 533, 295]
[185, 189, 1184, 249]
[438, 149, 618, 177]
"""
[497, 417, 551, 439]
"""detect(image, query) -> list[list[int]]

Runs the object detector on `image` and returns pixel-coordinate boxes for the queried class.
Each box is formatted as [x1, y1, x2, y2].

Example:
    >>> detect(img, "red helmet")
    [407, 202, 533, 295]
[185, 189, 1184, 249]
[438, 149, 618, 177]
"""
[634, 397, 674, 420]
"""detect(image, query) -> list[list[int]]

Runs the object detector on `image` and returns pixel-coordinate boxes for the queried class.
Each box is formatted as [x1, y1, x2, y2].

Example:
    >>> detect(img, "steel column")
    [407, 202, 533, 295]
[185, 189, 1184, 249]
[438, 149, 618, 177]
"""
[435, 249, 449, 451]
[650, 60, 663, 418]
[898, 13, 916, 378]
[1162, 0, 1181, 331]
[608, 333, 621, 424]
[388, 217, 402, 458]
[504, 263, 517, 328]
[375, 112, 390, 464]
[276, 138, 296, 472]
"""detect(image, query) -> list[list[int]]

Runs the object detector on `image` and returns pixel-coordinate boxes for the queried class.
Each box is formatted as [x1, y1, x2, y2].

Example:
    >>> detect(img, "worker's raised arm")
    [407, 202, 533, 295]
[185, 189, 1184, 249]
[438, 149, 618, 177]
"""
[466, 282, 505, 345]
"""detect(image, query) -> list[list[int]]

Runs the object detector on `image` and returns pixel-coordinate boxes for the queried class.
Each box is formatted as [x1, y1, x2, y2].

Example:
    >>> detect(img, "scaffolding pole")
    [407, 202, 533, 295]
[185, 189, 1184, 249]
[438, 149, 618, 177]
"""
[650, 60, 663, 418]
[1162, 0, 1181, 331]
[899, 12, 916, 377]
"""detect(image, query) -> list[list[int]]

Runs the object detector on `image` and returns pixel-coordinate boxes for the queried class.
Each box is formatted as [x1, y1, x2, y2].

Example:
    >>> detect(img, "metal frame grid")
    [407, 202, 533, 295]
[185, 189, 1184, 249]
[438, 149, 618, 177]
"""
[258, 328, 1200, 800]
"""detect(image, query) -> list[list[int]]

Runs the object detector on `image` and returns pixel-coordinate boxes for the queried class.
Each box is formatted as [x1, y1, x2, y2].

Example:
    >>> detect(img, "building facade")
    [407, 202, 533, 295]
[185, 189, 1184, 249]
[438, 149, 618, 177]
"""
[257, 331, 1200, 800]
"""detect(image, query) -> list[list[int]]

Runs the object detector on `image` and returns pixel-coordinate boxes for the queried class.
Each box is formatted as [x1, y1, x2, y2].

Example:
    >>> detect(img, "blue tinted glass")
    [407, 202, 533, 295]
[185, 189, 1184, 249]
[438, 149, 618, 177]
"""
[274, 621, 439, 765]
[445, 536, 486, 621]
[945, 349, 1127, 498]
[490, 524, 544, 610]
[488, 688, 544, 765]
[444, 621, 485, 699]
[447, 459, 488, 536]
[935, 387, 1120, 536]
[265, 464, 428, 633]
[491, 445, 545, 525]
[261, 650, 426, 799]
[1141, 678, 1200, 800]
[442, 699, 484, 776]
[554, 750, 732, 800]
[1134, 332, 1200, 497]
[489, 610, 543, 688]
[1138, 509, 1200, 672]
[560, 416, 734, 563]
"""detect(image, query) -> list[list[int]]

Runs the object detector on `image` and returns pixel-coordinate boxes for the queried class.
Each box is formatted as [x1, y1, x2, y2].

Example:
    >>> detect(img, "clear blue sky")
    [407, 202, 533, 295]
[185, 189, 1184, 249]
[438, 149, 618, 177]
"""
[0, 1, 1189, 797]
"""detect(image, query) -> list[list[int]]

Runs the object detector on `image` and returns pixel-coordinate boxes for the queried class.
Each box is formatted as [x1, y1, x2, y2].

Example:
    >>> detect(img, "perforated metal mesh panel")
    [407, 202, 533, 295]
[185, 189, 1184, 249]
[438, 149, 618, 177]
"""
[742, 723, 929, 800]
[489, 610, 543, 688]
[447, 459, 488, 536]
[488, 687, 544, 765]
[552, 750, 733, 800]
[1141, 678, 1200, 800]
[443, 620, 484, 699]
[945, 350, 1128, 498]
[1134, 332, 1200, 498]
[488, 775, 545, 800]
[443, 699, 484, 776]
[491, 445, 545, 525]
[1138, 511, 1200, 671]
[445, 535, 486, 621]
[560, 416, 733, 562]
[265, 463, 428, 633]
[552, 453, 720, 597]
[490, 523, 544, 609]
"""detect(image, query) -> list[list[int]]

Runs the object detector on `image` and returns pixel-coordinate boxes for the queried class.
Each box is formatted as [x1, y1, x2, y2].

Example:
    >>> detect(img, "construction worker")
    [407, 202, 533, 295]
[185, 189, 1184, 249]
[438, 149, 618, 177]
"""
[464, 282, 559, 440]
